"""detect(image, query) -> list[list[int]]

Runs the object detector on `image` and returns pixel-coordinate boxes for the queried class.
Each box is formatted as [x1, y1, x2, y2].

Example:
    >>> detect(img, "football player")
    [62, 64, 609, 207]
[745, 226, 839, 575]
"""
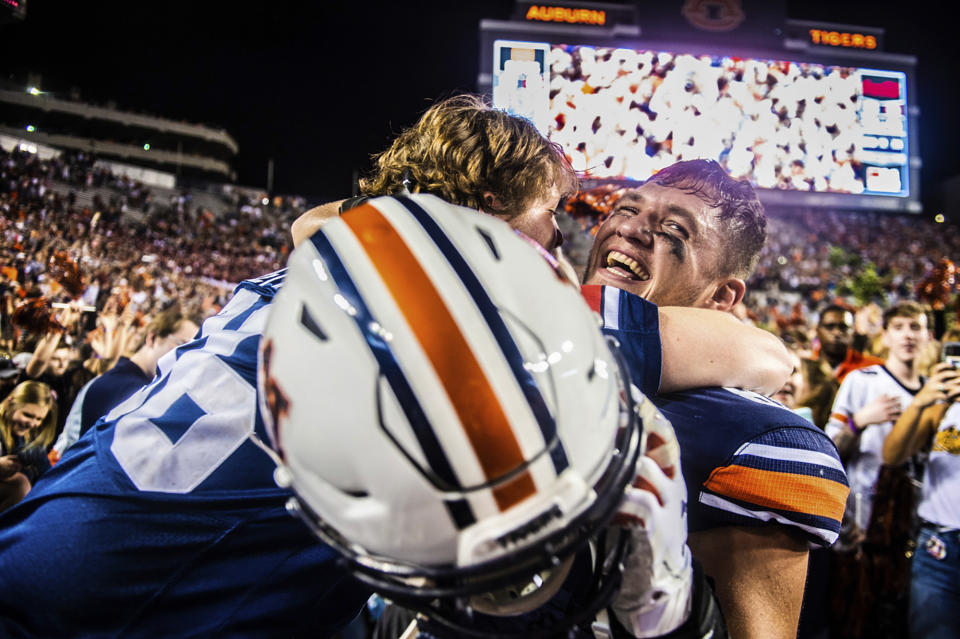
[583, 159, 850, 639]
[262, 193, 726, 638]
[0, 102, 778, 639]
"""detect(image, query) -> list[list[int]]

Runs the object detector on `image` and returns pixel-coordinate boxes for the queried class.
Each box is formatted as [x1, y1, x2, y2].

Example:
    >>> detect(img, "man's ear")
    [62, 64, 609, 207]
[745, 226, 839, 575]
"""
[482, 192, 505, 214]
[705, 278, 746, 312]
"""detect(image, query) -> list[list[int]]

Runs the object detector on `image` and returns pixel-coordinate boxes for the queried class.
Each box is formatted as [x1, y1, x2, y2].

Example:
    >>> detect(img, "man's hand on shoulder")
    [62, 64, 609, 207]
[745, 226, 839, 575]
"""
[291, 200, 345, 247]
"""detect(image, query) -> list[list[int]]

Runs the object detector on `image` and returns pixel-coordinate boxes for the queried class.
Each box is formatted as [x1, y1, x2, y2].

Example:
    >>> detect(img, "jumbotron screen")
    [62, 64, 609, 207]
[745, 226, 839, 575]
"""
[492, 40, 911, 199]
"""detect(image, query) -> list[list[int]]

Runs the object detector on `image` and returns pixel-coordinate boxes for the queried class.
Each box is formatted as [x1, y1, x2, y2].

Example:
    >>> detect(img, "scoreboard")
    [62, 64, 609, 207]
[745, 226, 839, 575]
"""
[479, 1, 920, 213]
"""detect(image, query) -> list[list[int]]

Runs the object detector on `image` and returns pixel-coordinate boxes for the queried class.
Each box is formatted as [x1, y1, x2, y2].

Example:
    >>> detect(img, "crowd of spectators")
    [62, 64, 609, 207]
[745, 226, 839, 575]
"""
[748, 207, 960, 325]
[0, 146, 308, 443]
[546, 47, 907, 196]
[1, 145, 303, 328]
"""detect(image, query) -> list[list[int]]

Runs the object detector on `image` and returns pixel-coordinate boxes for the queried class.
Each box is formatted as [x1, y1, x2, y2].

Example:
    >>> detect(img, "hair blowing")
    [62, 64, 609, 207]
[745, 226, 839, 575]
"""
[360, 94, 578, 218]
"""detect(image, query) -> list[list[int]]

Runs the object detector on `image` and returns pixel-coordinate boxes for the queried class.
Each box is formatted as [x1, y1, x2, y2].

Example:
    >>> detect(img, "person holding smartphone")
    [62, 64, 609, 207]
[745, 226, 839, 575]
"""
[883, 329, 960, 639]
[825, 302, 948, 637]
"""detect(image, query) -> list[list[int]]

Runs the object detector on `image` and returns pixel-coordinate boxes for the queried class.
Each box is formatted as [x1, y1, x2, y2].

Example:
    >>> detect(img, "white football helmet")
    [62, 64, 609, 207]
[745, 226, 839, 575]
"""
[258, 194, 642, 634]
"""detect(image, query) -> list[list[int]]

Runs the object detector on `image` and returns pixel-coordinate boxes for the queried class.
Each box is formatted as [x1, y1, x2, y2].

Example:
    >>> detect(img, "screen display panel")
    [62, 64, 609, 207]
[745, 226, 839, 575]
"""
[493, 40, 910, 199]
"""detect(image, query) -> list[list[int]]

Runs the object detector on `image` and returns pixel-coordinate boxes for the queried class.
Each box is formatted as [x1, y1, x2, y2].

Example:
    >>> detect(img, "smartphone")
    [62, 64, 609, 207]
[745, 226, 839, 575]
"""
[943, 341, 960, 367]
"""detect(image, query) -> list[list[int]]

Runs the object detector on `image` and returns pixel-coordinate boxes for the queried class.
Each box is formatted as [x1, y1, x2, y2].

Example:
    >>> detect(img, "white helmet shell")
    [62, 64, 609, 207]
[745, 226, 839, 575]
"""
[259, 194, 639, 596]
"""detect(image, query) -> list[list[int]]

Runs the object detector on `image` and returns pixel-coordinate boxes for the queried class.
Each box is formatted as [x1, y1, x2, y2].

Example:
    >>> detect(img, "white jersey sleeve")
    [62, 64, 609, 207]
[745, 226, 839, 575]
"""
[825, 366, 873, 438]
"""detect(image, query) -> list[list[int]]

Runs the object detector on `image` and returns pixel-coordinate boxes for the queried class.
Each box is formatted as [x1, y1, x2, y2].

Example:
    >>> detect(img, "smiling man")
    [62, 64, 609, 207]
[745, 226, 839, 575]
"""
[585, 164, 764, 310]
[582, 160, 849, 639]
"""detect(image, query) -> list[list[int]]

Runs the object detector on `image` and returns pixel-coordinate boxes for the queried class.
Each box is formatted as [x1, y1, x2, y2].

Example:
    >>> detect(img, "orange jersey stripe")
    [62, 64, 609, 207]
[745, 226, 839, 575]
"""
[703, 464, 848, 522]
[830, 412, 850, 425]
[343, 205, 536, 511]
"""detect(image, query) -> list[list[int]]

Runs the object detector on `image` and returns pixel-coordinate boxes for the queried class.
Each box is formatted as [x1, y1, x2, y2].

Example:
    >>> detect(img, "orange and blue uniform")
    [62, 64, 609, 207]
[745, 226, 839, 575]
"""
[584, 284, 848, 545]
[655, 387, 848, 543]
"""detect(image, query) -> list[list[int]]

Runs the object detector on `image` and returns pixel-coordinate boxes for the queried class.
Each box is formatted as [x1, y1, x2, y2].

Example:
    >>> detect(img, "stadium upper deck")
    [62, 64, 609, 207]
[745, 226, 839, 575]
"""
[0, 80, 238, 183]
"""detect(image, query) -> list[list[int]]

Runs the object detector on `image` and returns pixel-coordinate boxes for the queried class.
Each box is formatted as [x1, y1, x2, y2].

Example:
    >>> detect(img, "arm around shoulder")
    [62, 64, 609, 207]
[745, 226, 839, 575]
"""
[291, 200, 346, 247]
[657, 306, 791, 395]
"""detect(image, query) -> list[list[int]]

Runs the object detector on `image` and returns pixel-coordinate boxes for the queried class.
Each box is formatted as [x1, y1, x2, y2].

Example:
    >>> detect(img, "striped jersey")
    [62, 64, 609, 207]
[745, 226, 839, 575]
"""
[580, 284, 662, 395]
[655, 387, 849, 546]
[825, 364, 921, 534]
[583, 285, 848, 546]
[0, 268, 370, 638]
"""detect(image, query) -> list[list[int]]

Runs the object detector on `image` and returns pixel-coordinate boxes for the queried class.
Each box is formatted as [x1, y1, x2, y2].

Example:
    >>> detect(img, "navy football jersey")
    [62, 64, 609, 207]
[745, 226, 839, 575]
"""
[581, 286, 848, 546]
[581, 285, 662, 395]
[0, 269, 370, 638]
[655, 387, 848, 546]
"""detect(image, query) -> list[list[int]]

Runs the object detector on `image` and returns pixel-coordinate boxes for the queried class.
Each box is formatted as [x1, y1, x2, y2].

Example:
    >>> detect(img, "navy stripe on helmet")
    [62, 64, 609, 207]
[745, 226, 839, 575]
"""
[309, 229, 477, 529]
[396, 196, 569, 475]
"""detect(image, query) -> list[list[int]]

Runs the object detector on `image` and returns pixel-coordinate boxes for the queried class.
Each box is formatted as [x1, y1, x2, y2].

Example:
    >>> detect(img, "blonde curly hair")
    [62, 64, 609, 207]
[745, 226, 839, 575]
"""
[360, 94, 577, 219]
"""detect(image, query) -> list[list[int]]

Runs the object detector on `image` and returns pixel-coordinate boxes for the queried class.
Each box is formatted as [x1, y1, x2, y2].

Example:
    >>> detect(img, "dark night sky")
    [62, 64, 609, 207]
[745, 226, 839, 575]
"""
[1, 1, 956, 213]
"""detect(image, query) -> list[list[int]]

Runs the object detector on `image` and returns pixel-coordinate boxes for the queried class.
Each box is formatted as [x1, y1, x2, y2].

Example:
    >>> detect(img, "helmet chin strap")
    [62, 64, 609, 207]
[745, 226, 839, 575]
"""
[410, 531, 631, 639]
[467, 554, 576, 617]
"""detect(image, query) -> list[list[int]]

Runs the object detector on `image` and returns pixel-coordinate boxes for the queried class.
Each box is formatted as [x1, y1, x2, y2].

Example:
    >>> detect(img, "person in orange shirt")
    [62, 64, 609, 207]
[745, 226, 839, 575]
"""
[798, 304, 884, 427]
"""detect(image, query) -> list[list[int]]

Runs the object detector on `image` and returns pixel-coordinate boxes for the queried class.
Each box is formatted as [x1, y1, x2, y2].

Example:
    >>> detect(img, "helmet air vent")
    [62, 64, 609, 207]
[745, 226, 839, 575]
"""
[299, 304, 328, 341]
[476, 227, 501, 261]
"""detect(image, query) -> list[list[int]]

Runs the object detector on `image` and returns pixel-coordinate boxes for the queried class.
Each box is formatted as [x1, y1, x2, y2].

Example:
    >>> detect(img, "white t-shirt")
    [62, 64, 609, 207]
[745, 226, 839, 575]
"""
[917, 402, 960, 529]
[825, 364, 920, 534]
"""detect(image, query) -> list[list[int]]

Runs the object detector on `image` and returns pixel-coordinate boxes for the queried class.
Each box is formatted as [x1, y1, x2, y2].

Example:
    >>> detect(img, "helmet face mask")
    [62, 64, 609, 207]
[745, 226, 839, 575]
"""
[260, 194, 645, 636]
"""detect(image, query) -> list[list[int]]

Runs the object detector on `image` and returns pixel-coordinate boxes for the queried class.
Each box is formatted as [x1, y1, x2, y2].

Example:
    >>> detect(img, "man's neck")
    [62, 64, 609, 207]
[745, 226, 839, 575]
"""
[823, 350, 847, 370]
[128, 351, 157, 378]
[884, 355, 920, 387]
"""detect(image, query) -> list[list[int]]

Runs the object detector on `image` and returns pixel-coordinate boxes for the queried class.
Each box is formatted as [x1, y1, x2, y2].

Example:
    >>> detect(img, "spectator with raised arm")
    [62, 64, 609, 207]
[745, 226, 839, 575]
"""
[883, 328, 960, 639]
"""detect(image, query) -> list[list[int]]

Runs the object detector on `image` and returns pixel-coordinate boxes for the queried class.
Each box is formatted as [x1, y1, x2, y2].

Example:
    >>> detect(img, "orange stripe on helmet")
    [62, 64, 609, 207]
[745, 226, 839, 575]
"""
[703, 464, 849, 522]
[343, 204, 536, 511]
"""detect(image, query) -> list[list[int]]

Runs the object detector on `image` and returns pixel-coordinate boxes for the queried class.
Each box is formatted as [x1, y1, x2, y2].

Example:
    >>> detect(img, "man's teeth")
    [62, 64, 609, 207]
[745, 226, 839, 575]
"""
[605, 250, 649, 280]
